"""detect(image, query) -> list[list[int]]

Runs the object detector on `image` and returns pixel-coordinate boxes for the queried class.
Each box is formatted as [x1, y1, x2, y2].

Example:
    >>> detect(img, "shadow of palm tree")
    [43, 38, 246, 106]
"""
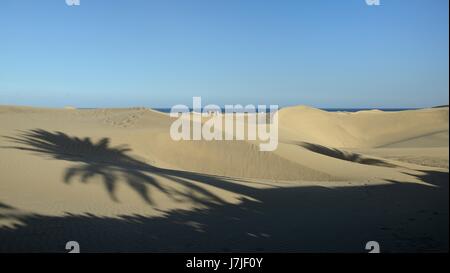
[3, 129, 240, 207]
[1, 130, 448, 252]
[299, 142, 396, 167]
[0, 170, 447, 252]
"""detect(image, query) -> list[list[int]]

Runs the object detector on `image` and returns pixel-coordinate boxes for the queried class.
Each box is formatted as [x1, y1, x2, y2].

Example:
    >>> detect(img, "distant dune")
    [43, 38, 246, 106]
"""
[0, 105, 448, 252]
[278, 105, 449, 148]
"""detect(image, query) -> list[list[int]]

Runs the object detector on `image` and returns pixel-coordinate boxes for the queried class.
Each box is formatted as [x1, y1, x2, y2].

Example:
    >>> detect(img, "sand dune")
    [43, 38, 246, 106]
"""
[278, 105, 449, 148]
[0, 105, 448, 252]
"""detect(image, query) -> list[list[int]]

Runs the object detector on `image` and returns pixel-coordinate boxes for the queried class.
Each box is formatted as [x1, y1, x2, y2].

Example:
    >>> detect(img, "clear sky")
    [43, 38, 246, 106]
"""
[1, 0, 448, 108]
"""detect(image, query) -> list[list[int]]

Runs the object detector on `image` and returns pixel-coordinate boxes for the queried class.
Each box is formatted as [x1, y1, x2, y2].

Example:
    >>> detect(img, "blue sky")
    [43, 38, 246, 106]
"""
[0, 0, 448, 108]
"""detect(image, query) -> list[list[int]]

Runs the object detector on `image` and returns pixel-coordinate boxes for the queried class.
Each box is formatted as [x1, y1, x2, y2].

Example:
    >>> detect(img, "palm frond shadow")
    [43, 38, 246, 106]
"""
[1, 130, 449, 252]
[3, 129, 252, 207]
[0, 170, 448, 252]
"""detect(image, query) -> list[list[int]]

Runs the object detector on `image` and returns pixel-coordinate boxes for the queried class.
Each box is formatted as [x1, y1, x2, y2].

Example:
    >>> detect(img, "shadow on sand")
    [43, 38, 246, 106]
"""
[3, 129, 248, 206]
[300, 142, 396, 167]
[0, 129, 448, 252]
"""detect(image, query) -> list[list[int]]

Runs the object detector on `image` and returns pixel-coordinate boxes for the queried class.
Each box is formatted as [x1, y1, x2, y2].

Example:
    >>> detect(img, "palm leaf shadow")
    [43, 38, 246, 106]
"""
[3, 129, 239, 207]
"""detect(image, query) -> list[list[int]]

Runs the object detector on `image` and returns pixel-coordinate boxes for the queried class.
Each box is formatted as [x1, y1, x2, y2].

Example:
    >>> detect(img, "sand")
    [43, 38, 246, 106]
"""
[0, 105, 448, 252]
